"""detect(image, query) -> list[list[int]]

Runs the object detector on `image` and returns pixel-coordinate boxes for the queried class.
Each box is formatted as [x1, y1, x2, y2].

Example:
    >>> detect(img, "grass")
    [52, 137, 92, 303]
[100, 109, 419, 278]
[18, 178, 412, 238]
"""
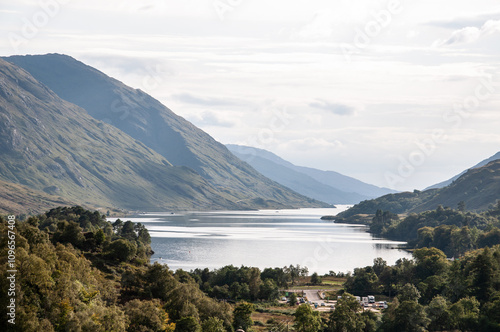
[288, 276, 346, 291]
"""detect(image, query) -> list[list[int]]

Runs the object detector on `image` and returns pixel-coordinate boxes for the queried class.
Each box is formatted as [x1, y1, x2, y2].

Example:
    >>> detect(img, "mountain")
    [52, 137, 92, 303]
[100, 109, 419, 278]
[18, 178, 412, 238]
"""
[337, 160, 500, 219]
[0, 58, 244, 212]
[4, 54, 328, 209]
[0, 179, 76, 215]
[227, 144, 396, 204]
[415, 160, 500, 212]
[426, 151, 500, 189]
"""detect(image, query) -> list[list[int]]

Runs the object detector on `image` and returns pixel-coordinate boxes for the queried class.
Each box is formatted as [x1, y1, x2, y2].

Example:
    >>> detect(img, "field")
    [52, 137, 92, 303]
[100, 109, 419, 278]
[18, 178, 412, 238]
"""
[250, 276, 347, 330]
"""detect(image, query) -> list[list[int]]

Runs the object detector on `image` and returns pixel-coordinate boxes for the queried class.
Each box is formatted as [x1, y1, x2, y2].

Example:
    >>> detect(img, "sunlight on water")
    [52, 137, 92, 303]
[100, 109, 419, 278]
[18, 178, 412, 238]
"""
[113, 206, 412, 274]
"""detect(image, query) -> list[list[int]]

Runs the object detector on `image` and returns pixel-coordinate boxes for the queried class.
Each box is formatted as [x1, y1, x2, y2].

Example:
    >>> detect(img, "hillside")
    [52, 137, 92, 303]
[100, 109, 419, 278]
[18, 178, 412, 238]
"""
[337, 160, 500, 219]
[415, 159, 500, 212]
[0, 58, 240, 212]
[336, 189, 440, 219]
[0, 179, 76, 215]
[426, 151, 500, 189]
[227, 144, 395, 204]
[4, 54, 328, 209]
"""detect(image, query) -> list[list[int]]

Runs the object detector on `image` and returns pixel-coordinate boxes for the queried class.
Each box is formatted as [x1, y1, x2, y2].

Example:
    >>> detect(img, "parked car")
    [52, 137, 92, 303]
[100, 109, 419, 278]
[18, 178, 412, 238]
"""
[377, 301, 388, 309]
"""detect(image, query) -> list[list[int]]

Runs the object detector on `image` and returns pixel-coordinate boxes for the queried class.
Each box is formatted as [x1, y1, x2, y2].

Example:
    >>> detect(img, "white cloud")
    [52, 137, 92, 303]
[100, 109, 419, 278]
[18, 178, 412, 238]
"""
[296, 10, 336, 40]
[172, 92, 241, 107]
[279, 137, 344, 152]
[308, 99, 358, 116]
[188, 110, 235, 128]
[437, 19, 500, 46]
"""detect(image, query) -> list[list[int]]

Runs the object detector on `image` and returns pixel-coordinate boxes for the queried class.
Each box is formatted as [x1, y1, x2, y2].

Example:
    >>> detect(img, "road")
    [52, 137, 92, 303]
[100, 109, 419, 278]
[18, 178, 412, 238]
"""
[303, 289, 321, 302]
[302, 290, 336, 311]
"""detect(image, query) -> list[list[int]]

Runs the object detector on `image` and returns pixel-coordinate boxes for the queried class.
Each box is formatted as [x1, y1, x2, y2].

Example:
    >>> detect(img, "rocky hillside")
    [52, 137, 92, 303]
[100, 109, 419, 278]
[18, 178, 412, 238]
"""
[4, 54, 329, 209]
[0, 58, 240, 212]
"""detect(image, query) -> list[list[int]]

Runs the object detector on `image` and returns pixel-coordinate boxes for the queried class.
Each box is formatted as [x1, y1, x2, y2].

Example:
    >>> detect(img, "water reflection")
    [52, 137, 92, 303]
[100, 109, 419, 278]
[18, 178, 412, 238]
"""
[126, 207, 412, 274]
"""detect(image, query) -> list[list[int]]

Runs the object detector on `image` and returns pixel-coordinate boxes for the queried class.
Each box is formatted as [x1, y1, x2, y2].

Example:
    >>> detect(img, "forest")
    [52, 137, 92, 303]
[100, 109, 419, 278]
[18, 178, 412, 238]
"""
[1, 206, 500, 331]
[368, 202, 500, 257]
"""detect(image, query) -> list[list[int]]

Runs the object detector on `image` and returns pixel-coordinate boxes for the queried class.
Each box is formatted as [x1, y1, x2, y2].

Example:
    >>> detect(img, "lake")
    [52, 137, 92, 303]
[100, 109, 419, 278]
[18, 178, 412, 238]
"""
[122, 206, 412, 274]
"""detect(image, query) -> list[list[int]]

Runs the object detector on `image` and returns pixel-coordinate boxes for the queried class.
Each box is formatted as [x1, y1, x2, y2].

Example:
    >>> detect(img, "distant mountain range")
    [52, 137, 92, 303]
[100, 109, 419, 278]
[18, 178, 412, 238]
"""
[227, 144, 396, 204]
[0, 55, 328, 212]
[426, 151, 500, 189]
[337, 158, 500, 219]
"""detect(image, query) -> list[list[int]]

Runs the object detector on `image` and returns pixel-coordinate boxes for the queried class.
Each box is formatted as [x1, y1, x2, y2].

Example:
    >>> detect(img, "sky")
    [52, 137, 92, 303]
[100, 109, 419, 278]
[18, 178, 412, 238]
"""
[1, 0, 500, 191]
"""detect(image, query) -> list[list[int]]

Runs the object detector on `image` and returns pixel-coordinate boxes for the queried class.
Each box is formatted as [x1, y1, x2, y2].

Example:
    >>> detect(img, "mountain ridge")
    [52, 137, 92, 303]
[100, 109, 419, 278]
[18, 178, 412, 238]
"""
[0, 58, 243, 212]
[337, 159, 500, 219]
[227, 144, 396, 204]
[2, 54, 329, 211]
[426, 151, 500, 189]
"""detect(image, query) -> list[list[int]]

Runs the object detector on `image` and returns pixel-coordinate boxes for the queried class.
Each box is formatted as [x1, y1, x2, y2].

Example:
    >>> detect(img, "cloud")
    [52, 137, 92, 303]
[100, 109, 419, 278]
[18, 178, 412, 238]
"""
[308, 99, 357, 116]
[189, 111, 235, 128]
[296, 10, 335, 40]
[437, 19, 500, 46]
[173, 92, 240, 107]
[279, 137, 344, 152]
[428, 13, 500, 29]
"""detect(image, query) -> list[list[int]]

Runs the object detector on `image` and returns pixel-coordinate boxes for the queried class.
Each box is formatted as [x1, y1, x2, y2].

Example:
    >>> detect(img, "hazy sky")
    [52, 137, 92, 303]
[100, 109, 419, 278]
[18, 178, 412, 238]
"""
[2, 0, 500, 191]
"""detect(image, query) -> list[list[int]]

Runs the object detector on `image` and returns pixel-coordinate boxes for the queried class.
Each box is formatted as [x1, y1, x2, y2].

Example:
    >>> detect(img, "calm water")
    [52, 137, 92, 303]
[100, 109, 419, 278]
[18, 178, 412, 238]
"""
[122, 206, 412, 274]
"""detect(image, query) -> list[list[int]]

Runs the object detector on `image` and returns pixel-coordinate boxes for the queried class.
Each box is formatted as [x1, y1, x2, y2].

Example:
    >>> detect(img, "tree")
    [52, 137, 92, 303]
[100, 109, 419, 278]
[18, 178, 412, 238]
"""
[458, 201, 466, 212]
[233, 302, 254, 331]
[289, 292, 298, 306]
[481, 295, 500, 329]
[392, 301, 430, 332]
[373, 257, 387, 276]
[345, 267, 379, 296]
[55, 220, 84, 247]
[310, 272, 322, 285]
[426, 295, 451, 331]
[259, 279, 279, 301]
[125, 299, 175, 332]
[175, 316, 201, 332]
[248, 267, 262, 300]
[413, 247, 448, 281]
[470, 247, 496, 303]
[261, 267, 289, 287]
[293, 304, 323, 332]
[285, 264, 302, 285]
[449, 296, 480, 331]
[397, 283, 421, 303]
[94, 228, 106, 246]
[201, 317, 225, 332]
[328, 292, 367, 332]
[478, 228, 500, 248]
[371, 210, 399, 235]
[382, 299, 429, 332]
[107, 239, 137, 262]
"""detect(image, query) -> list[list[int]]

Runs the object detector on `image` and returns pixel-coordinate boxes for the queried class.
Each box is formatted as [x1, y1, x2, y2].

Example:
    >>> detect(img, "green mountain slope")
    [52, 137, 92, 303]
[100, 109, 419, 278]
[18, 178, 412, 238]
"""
[415, 160, 500, 212]
[0, 179, 76, 215]
[337, 160, 500, 219]
[227, 144, 396, 204]
[0, 58, 240, 211]
[4, 54, 329, 208]
[426, 151, 500, 189]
